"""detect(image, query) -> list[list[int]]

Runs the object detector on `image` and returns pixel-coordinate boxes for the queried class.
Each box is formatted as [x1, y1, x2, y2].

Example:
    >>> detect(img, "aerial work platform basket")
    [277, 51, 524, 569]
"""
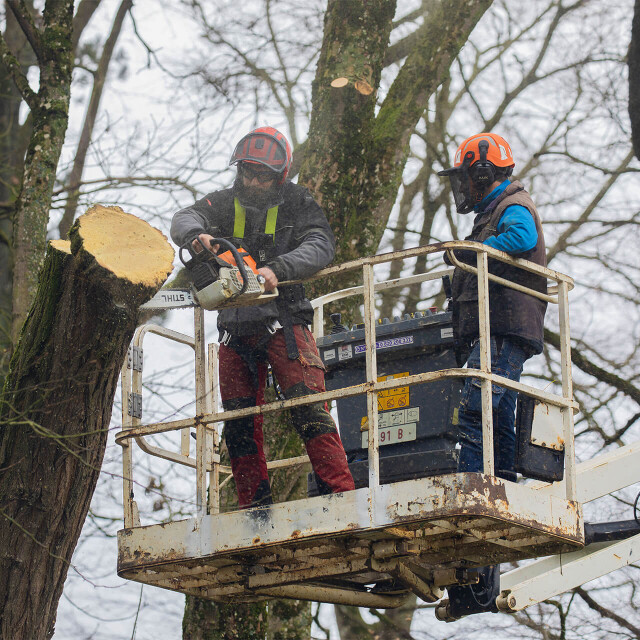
[116, 242, 640, 615]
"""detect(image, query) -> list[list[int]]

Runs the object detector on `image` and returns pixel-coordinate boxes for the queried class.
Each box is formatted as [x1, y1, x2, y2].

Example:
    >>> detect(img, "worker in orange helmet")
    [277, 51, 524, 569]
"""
[439, 133, 547, 482]
[171, 127, 354, 508]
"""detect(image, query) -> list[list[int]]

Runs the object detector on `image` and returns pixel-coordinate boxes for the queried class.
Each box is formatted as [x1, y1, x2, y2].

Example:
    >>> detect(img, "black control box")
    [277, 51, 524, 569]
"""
[309, 311, 462, 493]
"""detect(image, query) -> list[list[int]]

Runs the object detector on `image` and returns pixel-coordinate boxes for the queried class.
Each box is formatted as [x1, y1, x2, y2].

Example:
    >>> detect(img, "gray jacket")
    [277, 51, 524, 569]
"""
[171, 181, 335, 336]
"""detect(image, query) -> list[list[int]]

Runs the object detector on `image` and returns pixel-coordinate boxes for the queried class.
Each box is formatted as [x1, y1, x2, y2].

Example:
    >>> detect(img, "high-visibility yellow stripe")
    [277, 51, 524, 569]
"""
[233, 198, 246, 238]
[264, 206, 278, 237]
[233, 198, 278, 242]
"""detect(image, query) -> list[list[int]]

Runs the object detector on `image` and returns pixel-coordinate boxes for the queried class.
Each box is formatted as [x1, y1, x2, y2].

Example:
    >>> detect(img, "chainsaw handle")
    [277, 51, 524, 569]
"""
[179, 236, 217, 266]
[179, 237, 249, 297]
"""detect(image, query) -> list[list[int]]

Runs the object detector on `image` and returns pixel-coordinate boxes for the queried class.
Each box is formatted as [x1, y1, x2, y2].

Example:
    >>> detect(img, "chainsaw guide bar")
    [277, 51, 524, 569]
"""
[140, 288, 197, 310]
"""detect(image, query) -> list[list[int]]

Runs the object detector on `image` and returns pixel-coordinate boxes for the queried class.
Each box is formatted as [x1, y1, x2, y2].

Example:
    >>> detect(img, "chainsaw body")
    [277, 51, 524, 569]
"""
[180, 238, 278, 311]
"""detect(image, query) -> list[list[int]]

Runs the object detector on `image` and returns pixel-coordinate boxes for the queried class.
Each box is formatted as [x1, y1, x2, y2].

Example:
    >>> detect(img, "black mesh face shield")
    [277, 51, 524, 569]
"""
[447, 171, 472, 214]
[438, 150, 476, 214]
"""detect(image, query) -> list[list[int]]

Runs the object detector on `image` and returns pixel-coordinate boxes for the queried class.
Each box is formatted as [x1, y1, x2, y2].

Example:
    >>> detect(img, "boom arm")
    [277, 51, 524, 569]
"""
[497, 441, 640, 611]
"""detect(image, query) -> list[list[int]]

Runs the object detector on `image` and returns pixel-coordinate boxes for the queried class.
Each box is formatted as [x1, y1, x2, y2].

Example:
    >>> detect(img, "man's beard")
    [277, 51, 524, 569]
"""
[233, 174, 283, 210]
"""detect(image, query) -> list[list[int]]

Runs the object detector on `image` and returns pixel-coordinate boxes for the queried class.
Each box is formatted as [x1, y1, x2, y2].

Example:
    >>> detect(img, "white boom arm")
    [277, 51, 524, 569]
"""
[497, 441, 640, 611]
[497, 535, 640, 612]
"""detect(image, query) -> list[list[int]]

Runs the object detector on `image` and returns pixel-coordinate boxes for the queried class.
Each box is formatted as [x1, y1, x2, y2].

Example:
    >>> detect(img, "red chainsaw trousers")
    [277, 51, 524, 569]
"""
[219, 325, 355, 508]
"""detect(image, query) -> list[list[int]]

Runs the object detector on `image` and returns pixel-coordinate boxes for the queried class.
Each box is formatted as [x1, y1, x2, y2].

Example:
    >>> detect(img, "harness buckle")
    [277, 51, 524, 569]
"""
[266, 320, 282, 335]
[221, 330, 231, 346]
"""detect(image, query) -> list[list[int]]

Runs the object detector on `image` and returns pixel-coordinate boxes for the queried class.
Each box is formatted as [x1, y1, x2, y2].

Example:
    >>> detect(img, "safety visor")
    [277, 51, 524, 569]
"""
[229, 133, 288, 173]
[438, 152, 475, 215]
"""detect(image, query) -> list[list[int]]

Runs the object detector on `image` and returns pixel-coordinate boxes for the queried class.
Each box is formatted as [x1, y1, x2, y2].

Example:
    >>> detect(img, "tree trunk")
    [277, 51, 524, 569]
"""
[300, 0, 493, 269]
[0, 2, 37, 373]
[182, 599, 268, 640]
[9, 0, 75, 344]
[299, 0, 396, 300]
[298, 0, 492, 329]
[0, 0, 105, 373]
[0, 205, 173, 640]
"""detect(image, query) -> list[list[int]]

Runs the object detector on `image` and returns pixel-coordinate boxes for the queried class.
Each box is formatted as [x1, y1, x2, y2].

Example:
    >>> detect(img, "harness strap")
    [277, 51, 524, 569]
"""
[275, 296, 300, 360]
[233, 199, 246, 238]
[264, 205, 278, 236]
[233, 198, 278, 241]
[230, 198, 297, 359]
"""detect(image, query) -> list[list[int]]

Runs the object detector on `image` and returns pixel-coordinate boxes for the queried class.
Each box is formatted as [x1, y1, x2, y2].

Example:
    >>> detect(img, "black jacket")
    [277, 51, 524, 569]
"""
[171, 181, 335, 336]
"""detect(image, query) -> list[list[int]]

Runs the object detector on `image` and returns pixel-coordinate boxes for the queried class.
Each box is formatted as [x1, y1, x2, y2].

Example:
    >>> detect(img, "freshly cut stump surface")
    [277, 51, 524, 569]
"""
[69, 204, 174, 307]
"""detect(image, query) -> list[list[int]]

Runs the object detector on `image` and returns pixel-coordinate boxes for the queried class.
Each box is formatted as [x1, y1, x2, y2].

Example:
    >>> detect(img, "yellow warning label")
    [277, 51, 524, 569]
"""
[377, 372, 410, 411]
[360, 373, 411, 429]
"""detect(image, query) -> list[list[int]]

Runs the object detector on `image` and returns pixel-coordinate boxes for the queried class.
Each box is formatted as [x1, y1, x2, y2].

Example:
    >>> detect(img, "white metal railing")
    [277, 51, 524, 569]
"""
[116, 241, 576, 528]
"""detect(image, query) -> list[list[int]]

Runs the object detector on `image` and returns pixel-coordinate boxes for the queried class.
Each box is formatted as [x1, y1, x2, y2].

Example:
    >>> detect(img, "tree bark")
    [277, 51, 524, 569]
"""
[0, 0, 103, 373]
[0, 205, 173, 640]
[10, 0, 75, 345]
[182, 599, 268, 640]
[0, 1, 37, 373]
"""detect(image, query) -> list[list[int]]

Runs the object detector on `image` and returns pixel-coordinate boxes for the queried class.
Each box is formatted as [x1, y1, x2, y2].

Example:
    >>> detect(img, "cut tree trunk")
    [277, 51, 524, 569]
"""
[0, 205, 173, 640]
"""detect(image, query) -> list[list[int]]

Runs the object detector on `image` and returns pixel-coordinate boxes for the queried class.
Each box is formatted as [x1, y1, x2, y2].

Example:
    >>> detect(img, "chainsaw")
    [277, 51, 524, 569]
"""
[140, 237, 279, 311]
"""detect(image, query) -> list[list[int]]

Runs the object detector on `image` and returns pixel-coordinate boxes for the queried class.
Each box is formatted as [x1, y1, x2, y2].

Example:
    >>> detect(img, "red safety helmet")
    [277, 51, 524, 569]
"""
[229, 126, 293, 184]
[439, 133, 515, 214]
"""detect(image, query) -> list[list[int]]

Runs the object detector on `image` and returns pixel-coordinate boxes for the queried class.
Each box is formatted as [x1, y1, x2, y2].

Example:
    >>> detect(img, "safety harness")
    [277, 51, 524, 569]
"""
[233, 198, 278, 241]
[221, 199, 302, 385]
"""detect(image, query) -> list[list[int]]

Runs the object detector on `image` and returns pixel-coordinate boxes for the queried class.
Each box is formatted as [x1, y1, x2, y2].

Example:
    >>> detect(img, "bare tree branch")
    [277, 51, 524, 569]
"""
[0, 31, 37, 108]
[58, 0, 133, 237]
[6, 0, 42, 63]
[71, 0, 101, 52]
[545, 328, 640, 408]
[575, 586, 640, 638]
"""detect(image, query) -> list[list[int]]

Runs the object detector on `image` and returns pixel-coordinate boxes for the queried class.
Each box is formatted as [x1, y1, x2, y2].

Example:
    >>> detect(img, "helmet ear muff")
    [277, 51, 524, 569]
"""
[468, 139, 495, 190]
[468, 162, 495, 188]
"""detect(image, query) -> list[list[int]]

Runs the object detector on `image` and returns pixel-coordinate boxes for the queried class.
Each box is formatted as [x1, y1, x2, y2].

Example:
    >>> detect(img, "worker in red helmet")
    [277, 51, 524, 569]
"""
[439, 133, 547, 482]
[171, 127, 354, 508]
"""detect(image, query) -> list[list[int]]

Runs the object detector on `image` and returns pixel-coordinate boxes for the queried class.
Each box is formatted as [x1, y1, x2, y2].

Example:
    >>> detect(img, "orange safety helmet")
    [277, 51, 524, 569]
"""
[439, 133, 515, 214]
[229, 126, 293, 184]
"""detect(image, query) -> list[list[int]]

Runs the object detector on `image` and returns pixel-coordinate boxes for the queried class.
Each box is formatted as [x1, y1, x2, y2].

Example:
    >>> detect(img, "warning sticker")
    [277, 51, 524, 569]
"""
[360, 405, 419, 433]
[338, 344, 353, 361]
[377, 372, 410, 411]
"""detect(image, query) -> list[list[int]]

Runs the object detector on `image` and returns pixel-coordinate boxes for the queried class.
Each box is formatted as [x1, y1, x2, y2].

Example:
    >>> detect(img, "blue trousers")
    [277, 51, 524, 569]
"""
[457, 337, 529, 482]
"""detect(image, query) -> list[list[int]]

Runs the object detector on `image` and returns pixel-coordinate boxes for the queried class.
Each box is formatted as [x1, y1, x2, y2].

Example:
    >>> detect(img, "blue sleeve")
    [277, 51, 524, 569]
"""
[483, 205, 538, 254]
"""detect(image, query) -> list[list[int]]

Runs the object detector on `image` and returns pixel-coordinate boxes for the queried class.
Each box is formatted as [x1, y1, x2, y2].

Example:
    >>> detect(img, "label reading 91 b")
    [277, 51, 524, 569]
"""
[361, 422, 417, 448]
[361, 407, 419, 448]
